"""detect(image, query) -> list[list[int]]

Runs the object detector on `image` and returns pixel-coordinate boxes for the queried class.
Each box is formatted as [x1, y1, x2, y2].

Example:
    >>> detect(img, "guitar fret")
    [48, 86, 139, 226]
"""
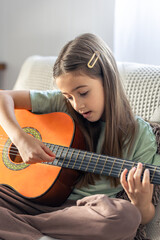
[49, 143, 53, 150]
[43, 143, 56, 165]
[100, 156, 108, 175]
[109, 158, 116, 176]
[151, 166, 157, 183]
[118, 160, 126, 178]
[131, 161, 136, 169]
[45, 142, 55, 152]
[50, 144, 55, 152]
[53, 145, 60, 166]
[57, 146, 65, 165]
[43, 142, 160, 186]
[45, 142, 50, 148]
[72, 150, 80, 169]
[93, 154, 100, 173]
[78, 151, 87, 170]
[61, 147, 69, 166]
[49, 144, 56, 165]
[85, 153, 93, 172]
[66, 149, 74, 168]
[54, 145, 60, 155]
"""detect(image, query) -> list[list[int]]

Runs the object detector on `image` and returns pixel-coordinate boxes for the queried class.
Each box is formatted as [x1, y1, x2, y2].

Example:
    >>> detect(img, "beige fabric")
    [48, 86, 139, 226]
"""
[146, 201, 160, 240]
[117, 62, 160, 122]
[150, 106, 160, 123]
[13, 56, 57, 91]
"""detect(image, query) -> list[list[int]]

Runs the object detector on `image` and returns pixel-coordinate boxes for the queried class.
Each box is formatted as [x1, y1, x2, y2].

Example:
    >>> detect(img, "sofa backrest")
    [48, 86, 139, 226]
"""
[117, 62, 160, 122]
[13, 56, 58, 91]
[13, 56, 160, 122]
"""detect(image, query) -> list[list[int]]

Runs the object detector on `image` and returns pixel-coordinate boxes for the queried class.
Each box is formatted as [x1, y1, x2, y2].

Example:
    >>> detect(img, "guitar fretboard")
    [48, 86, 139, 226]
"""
[43, 142, 160, 185]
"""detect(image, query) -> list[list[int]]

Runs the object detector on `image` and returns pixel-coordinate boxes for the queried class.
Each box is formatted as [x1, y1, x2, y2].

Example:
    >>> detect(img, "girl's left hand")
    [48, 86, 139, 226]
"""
[120, 162, 155, 224]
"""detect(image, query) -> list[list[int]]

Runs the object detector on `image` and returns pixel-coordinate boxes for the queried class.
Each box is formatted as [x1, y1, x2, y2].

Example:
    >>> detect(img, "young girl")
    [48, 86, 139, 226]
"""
[0, 33, 159, 240]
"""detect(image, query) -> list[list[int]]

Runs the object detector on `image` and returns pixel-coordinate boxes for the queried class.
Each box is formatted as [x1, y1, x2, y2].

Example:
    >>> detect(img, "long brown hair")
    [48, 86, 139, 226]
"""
[53, 33, 137, 187]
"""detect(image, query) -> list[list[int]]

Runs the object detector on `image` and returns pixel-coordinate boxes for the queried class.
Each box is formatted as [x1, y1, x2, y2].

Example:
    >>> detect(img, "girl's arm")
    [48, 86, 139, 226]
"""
[0, 90, 32, 142]
[120, 162, 155, 225]
[0, 90, 55, 163]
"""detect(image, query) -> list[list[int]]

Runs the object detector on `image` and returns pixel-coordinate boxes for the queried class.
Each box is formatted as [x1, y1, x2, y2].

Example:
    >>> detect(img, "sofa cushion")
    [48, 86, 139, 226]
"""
[150, 106, 160, 123]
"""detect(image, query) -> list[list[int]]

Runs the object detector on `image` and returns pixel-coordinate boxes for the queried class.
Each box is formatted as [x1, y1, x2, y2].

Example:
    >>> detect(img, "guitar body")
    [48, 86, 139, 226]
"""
[0, 110, 84, 206]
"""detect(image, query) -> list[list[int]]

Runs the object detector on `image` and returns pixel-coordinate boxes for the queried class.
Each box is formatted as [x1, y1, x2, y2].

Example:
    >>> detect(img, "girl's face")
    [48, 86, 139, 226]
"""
[56, 72, 105, 122]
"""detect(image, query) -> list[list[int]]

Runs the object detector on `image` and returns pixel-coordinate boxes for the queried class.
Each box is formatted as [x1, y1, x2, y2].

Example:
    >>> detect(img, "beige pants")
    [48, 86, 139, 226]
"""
[0, 185, 141, 240]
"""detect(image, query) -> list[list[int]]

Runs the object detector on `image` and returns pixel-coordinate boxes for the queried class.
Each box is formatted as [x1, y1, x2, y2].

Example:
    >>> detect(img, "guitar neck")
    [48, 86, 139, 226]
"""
[44, 142, 160, 185]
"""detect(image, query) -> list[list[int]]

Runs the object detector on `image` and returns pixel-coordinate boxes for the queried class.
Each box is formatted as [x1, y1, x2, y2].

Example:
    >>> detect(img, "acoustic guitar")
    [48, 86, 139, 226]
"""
[0, 110, 160, 206]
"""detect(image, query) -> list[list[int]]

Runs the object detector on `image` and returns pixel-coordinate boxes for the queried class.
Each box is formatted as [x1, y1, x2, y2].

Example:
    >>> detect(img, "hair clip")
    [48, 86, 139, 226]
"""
[87, 51, 100, 68]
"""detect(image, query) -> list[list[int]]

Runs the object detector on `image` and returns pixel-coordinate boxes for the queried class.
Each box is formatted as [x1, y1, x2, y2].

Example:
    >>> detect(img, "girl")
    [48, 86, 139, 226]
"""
[0, 33, 159, 240]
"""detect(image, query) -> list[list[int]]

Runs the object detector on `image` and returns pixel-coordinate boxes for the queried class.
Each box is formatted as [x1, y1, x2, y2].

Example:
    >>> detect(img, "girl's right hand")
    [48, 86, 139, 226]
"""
[16, 132, 56, 164]
[0, 91, 56, 164]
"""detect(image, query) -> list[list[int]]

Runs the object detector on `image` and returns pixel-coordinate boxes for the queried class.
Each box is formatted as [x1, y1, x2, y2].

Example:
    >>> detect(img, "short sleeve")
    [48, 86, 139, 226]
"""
[132, 117, 159, 165]
[30, 90, 68, 113]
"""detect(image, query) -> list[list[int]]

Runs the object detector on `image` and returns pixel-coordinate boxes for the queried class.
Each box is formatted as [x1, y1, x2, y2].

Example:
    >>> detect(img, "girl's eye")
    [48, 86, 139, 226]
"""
[80, 91, 88, 96]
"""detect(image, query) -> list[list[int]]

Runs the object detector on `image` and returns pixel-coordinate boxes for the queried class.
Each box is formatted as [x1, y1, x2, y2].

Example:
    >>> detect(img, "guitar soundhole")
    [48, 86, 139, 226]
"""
[9, 143, 23, 163]
[2, 127, 41, 171]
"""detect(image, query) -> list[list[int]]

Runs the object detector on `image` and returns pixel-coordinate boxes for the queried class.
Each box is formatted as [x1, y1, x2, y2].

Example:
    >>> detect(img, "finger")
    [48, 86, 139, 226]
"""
[42, 144, 56, 158]
[24, 147, 55, 164]
[120, 168, 129, 192]
[142, 168, 151, 188]
[39, 148, 56, 162]
[133, 162, 143, 188]
[127, 167, 136, 193]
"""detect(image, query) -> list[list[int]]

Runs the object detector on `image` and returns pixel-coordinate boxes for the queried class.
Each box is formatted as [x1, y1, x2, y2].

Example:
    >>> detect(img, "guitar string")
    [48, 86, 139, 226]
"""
[50, 147, 160, 182]
[0, 139, 159, 173]
[0, 145, 160, 179]
[0, 143, 158, 169]
[1, 148, 160, 184]
[0, 140, 158, 170]
[0, 155, 160, 185]
[0, 135, 160, 179]
[0, 133, 159, 165]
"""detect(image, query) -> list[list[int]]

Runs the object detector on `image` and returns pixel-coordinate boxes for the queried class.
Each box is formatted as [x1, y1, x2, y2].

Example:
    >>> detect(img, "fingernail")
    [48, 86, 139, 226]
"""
[138, 162, 143, 168]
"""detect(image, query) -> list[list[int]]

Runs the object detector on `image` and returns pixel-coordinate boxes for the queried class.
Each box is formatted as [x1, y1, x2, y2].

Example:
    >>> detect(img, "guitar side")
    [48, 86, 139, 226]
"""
[0, 110, 83, 206]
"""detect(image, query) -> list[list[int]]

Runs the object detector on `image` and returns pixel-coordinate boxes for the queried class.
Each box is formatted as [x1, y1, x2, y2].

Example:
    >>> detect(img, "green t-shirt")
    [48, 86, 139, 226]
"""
[30, 90, 160, 200]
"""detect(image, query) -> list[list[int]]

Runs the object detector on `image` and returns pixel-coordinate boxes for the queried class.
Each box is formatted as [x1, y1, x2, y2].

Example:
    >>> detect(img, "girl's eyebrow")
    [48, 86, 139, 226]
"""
[62, 85, 87, 94]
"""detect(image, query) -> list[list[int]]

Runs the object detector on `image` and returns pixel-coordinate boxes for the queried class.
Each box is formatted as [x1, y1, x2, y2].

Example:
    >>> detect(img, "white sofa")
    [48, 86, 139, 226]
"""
[13, 56, 160, 240]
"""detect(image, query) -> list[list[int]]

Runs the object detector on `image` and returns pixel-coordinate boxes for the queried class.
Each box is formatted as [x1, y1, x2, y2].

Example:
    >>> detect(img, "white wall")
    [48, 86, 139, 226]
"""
[114, 0, 160, 65]
[0, 1, 5, 84]
[0, 0, 115, 89]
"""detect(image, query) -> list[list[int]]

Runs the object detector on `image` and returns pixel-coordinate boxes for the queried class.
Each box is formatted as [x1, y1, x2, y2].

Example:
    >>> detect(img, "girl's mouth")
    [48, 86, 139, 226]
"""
[82, 111, 91, 118]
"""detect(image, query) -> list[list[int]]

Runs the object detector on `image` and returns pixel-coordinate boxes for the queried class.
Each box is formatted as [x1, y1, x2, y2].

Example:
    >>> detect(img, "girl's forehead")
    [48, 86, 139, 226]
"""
[57, 71, 87, 79]
[56, 71, 101, 83]
[56, 72, 90, 84]
[56, 72, 90, 92]
[56, 72, 103, 94]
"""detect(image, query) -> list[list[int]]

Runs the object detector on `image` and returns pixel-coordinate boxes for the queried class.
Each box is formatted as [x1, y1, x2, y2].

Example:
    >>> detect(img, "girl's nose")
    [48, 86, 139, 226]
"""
[74, 100, 85, 112]
[78, 103, 85, 113]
